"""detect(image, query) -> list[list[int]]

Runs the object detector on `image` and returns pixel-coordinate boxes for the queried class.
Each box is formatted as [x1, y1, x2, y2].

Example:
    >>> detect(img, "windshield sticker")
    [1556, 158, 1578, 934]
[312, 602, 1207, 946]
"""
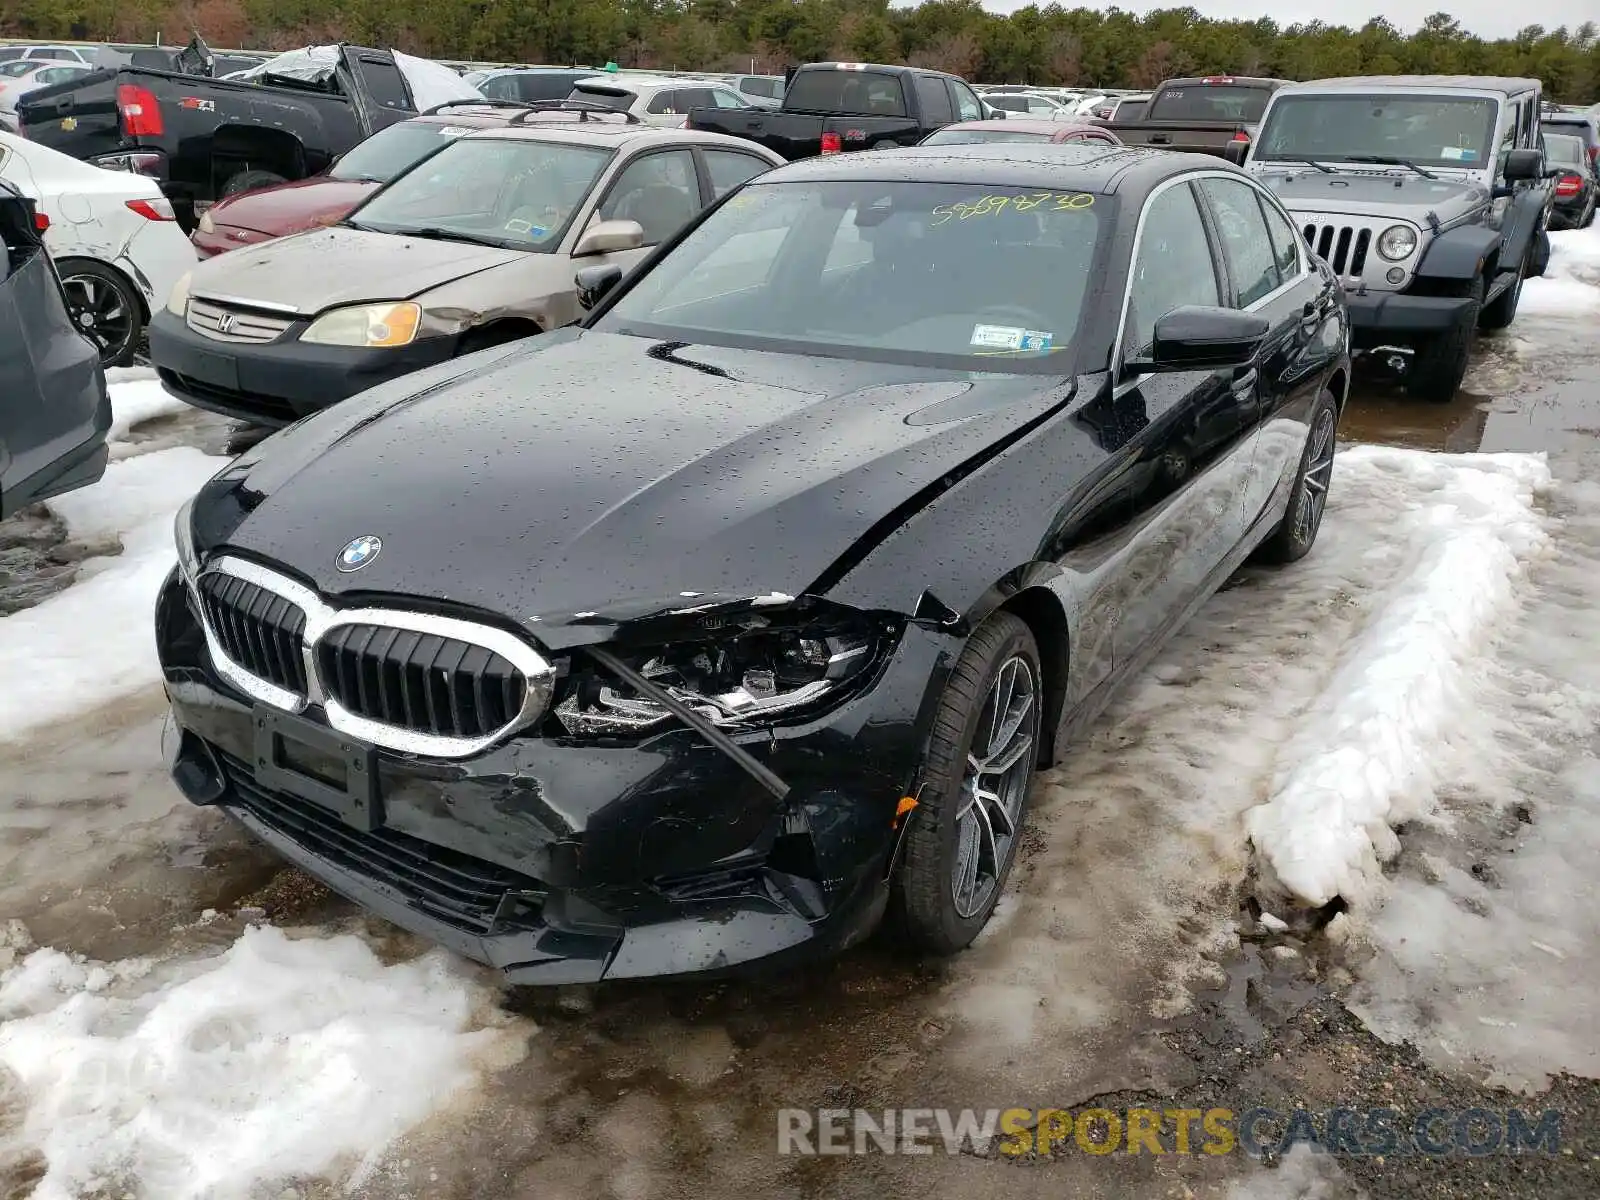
[503, 218, 548, 237]
[1440, 146, 1476, 161]
[437, 125, 475, 137]
[931, 192, 1094, 226]
[971, 325, 1054, 351]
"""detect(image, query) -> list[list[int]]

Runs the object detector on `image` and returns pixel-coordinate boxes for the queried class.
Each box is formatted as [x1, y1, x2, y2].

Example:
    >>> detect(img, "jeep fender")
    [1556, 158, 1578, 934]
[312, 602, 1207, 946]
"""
[1414, 226, 1501, 280]
[1498, 192, 1547, 270]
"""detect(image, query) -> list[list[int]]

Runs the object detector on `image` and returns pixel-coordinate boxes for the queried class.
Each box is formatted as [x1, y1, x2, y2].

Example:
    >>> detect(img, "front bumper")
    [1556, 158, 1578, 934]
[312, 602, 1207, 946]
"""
[155, 567, 946, 984]
[147, 308, 458, 426]
[1345, 289, 1476, 338]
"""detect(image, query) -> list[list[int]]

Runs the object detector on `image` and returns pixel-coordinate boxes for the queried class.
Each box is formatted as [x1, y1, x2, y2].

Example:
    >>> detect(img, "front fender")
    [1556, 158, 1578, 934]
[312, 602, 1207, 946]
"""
[1414, 225, 1500, 280]
[1498, 191, 1549, 270]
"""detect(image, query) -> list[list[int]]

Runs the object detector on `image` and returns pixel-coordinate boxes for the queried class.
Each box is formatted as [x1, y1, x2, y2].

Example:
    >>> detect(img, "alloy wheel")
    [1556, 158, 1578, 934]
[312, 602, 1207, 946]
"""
[1293, 406, 1337, 545]
[950, 654, 1039, 919]
[60, 272, 135, 365]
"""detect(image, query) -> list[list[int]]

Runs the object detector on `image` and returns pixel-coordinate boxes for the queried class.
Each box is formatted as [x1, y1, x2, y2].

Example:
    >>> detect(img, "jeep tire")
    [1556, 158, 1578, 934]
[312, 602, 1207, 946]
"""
[1407, 276, 1482, 404]
[1530, 226, 1551, 277]
[1478, 249, 1526, 331]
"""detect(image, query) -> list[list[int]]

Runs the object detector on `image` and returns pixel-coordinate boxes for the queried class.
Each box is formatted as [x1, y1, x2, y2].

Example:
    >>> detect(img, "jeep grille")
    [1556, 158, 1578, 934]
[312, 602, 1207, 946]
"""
[1301, 223, 1372, 277]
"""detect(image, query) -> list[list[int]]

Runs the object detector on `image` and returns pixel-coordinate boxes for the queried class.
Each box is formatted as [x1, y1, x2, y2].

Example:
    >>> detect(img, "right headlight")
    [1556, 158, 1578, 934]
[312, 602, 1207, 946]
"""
[173, 496, 201, 581]
[300, 301, 422, 348]
[197, 209, 215, 234]
[165, 271, 192, 316]
[555, 611, 895, 737]
[1376, 224, 1418, 261]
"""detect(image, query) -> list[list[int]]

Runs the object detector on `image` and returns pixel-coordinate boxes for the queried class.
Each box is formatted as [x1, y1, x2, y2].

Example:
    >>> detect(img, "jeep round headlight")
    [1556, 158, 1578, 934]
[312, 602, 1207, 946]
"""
[1376, 224, 1418, 261]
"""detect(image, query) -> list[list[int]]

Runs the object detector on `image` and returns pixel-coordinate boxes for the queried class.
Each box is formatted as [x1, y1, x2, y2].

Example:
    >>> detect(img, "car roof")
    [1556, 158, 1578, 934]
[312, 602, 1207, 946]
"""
[459, 120, 782, 156]
[1285, 75, 1541, 97]
[757, 143, 1231, 195]
[938, 118, 1118, 141]
[571, 74, 728, 94]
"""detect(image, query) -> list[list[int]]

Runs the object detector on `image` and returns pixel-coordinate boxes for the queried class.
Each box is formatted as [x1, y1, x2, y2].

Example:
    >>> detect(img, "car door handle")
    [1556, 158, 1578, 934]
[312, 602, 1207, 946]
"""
[1150, 134, 1171, 144]
[1231, 367, 1259, 393]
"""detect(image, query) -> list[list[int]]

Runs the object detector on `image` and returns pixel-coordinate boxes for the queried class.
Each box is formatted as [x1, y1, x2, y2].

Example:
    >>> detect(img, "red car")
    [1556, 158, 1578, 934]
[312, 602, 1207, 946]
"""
[919, 118, 1124, 148]
[191, 103, 529, 258]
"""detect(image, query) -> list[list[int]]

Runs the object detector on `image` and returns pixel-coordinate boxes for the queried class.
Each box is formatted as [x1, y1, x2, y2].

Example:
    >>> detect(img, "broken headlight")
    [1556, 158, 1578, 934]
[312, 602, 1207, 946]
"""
[556, 619, 887, 737]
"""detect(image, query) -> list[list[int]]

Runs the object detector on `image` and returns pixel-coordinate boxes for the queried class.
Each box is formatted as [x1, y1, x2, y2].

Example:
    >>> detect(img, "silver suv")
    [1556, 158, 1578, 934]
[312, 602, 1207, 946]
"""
[1245, 76, 1556, 402]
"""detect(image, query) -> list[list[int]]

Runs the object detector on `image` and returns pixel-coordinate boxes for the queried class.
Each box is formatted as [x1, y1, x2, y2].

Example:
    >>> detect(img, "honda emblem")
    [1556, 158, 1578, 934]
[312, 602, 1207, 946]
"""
[215, 313, 236, 334]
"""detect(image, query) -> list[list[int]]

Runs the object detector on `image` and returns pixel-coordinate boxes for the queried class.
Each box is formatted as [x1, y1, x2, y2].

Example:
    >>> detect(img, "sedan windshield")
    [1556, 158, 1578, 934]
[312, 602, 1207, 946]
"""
[348, 137, 613, 251]
[330, 121, 468, 184]
[922, 129, 1053, 145]
[1256, 95, 1498, 169]
[597, 179, 1105, 370]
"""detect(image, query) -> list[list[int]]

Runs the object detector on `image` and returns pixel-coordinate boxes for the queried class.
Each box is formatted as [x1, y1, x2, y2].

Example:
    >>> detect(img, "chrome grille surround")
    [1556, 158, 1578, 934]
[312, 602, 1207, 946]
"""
[190, 556, 557, 759]
[186, 297, 295, 344]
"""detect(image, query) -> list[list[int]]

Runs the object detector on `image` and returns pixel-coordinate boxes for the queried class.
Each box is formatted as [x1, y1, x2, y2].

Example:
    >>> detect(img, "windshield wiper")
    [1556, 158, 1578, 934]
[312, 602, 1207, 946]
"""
[1343, 155, 1438, 180]
[395, 226, 513, 249]
[1284, 158, 1335, 173]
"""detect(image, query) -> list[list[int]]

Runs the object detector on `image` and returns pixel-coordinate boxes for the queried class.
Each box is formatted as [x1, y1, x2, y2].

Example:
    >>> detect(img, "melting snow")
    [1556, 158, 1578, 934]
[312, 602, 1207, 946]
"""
[1246, 446, 1553, 907]
[1521, 223, 1600, 316]
[0, 924, 525, 1200]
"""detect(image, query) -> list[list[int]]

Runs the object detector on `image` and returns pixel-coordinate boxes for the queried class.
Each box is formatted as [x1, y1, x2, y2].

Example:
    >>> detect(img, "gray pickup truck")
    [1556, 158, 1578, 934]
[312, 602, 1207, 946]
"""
[1244, 75, 1556, 402]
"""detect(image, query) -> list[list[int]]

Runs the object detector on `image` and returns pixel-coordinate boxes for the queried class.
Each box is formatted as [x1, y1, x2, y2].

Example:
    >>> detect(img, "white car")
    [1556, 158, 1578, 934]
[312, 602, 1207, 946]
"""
[568, 74, 754, 128]
[0, 130, 195, 365]
[0, 59, 93, 131]
[0, 44, 95, 64]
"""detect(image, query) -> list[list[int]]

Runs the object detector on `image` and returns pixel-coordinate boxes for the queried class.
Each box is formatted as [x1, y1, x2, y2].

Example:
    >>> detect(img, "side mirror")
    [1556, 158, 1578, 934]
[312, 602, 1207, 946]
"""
[575, 263, 624, 310]
[573, 217, 645, 257]
[1129, 306, 1270, 374]
[330, 153, 343, 167]
[1502, 148, 1542, 181]
[1222, 139, 1250, 165]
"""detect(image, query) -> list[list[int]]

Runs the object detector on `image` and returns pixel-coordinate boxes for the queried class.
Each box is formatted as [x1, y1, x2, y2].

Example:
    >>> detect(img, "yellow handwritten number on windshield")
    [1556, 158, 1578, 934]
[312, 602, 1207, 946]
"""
[929, 192, 1094, 226]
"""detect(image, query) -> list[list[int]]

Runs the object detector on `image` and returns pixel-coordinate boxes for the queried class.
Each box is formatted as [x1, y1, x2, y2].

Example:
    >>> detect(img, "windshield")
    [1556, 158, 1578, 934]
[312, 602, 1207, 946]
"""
[922, 128, 1053, 145]
[0, 61, 37, 78]
[1147, 84, 1272, 122]
[349, 137, 613, 251]
[330, 121, 467, 183]
[596, 179, 1104, 371]
[1256, 95, 1497, 169]
[1544, 132, 1587, 167]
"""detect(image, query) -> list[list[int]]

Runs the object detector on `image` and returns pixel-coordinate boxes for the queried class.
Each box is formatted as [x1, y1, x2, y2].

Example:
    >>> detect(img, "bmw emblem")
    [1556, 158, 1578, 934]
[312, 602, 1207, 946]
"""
[337, 535, 382, 572]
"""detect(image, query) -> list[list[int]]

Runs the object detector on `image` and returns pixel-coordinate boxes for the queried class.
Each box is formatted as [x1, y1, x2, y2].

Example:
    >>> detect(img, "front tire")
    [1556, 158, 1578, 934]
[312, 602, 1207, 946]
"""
[56, 258, 142, 368]
[1255, 388, 1338, 565]
[1406, 276, 1481, 404]
[1478, 252, 1526, 331]
[1530, 226, 1551, 277]
[894, 612, 1042, 955]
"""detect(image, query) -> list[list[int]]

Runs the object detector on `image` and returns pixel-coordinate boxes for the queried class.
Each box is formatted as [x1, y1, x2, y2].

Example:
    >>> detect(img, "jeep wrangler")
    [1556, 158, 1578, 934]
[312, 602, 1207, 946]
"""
[1245, 75, 1557, 402]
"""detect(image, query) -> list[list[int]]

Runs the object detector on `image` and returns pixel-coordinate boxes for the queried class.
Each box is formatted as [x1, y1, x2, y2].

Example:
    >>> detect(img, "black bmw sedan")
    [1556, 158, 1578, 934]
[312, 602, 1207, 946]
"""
[156, 144, 1350, 984]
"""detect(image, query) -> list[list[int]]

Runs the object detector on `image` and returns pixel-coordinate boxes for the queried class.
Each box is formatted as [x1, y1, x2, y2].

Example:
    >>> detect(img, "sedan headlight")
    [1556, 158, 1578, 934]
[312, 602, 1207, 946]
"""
[174, 496, 201, 581]
[1376, 224, 1418, 261]
[197, 209, 215, 234]
[555, 612, 892, 736]
[301, 302, 422, 348]
[165, 271, 192, 316]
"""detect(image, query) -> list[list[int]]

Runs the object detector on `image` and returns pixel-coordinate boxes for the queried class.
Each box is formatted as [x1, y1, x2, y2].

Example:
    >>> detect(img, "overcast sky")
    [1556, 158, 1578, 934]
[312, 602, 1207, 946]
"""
[975, 0, 1592, 41]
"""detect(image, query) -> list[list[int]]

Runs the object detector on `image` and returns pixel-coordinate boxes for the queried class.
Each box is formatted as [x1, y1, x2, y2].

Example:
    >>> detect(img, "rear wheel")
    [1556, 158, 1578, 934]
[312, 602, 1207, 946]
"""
[1255, 389, 1338, 565]
[56, 258, 142, 368]
[1407, 276, 1481, 404]
[894, 611, 1042, 954]
[221, 169, 289, 197]
[1583, 195, 1597, 229]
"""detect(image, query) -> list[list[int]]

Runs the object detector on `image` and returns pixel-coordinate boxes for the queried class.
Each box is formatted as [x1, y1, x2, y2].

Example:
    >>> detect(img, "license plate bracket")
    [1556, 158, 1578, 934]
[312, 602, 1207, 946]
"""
[252, 707, 381, 832]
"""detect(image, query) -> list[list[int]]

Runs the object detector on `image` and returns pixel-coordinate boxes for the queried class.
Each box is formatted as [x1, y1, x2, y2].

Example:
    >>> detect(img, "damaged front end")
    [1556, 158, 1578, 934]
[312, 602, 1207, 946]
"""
[157, 565, 952, 984]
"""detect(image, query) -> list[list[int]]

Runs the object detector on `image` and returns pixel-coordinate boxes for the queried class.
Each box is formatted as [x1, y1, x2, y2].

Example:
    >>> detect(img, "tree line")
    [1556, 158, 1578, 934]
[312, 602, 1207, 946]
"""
[4, 0, 1599, 103]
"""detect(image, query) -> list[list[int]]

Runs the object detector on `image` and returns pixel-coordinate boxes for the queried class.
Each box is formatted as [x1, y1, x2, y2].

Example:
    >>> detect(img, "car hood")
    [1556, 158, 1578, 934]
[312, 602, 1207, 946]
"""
[186, 225, 525, 315]
[1257, 168, 1486, 219]
[206, 177, 378, 235]
[198, 329, 1068, 647]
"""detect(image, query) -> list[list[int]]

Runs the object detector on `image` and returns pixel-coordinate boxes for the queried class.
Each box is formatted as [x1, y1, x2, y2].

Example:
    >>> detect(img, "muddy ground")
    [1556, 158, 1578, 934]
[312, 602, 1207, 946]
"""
[2, 317, 1598, 1200]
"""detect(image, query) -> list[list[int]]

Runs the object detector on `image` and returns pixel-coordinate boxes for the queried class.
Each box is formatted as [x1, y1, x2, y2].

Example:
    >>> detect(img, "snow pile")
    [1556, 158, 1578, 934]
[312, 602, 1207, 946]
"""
[1521, 223, 1600, 316]
[0, 447, 221, 743]
[105, 366, 189, 443]
[0, 924, 523, 1199]
[1246, 446, 1553, 908]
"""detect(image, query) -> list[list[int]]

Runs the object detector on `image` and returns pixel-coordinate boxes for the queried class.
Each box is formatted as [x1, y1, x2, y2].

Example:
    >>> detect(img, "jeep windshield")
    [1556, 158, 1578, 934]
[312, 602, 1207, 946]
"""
[1256, 94, 1498, 170]
[596, 179, 1105, 372]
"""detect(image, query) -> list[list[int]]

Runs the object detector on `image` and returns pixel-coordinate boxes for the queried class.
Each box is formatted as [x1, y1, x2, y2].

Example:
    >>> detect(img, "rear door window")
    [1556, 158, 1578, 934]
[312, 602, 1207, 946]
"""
[915, 76, 953, 126]
[352, 55, 411, 112]
[703, 149, 771, 198]
[1199, 177, 1283, 307]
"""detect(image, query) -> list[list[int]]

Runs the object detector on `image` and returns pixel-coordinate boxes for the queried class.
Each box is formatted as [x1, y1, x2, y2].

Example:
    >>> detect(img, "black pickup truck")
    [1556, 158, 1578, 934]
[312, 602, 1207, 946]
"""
[17, 39, 426, 230]
[686, 62, 983, 159]
[1102, 75, 1290, 162]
